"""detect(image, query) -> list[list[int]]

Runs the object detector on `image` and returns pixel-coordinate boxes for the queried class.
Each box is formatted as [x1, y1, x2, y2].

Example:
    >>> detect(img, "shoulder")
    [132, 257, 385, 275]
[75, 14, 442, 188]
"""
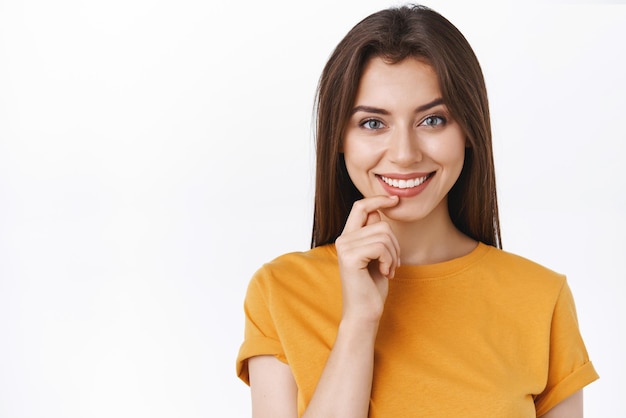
[484, 245, 563, 276]
[480, 244, 566, 289]
[259, 244, 337, 276]
[248, 244, 340, 294]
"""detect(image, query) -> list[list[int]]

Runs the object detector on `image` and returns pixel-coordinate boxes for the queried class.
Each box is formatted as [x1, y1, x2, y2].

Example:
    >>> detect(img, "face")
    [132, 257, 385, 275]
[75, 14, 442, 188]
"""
[343, 56, 466, 223]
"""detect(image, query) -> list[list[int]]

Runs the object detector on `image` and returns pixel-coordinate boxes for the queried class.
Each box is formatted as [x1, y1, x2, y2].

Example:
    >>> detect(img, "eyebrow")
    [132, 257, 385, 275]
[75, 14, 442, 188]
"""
[350, 97, 445, 115]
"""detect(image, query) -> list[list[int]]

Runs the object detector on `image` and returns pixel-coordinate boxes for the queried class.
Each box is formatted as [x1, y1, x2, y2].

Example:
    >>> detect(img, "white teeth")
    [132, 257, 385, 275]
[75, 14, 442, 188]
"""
[381, 174, 430, 189]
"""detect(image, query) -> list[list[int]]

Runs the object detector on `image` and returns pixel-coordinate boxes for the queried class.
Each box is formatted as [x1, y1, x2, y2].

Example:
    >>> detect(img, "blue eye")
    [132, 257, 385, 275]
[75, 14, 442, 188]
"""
[361, 119, 385, 130]
[422, 115, 446, 127]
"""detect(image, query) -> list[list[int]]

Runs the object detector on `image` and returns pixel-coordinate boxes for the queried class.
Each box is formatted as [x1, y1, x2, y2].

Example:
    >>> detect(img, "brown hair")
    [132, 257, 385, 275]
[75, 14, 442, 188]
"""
[311, 4, 501, 249]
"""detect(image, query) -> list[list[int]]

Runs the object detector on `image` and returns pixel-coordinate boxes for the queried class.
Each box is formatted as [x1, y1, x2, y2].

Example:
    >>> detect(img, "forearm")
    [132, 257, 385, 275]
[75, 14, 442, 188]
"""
[302, 319, 378, 418]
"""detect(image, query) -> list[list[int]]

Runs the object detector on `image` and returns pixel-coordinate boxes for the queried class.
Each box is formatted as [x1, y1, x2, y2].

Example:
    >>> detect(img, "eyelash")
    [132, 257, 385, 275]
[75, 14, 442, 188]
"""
[360, 119, 385, 130]
[358, 114, 448, 130]
[421, 115, 447, 127]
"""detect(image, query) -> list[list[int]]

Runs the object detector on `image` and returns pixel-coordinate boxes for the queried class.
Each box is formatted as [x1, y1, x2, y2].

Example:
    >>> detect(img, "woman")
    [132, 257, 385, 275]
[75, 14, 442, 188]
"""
[236, 4, 598, 417]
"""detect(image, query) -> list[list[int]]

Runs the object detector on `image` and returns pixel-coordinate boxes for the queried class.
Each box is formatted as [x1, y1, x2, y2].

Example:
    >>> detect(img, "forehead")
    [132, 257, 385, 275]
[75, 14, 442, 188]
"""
[354, 56, 441, 105]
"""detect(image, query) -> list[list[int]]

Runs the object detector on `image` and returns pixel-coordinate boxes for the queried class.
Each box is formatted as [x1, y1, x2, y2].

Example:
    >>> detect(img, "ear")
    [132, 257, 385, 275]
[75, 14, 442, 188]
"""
[465, 137, 472, 148]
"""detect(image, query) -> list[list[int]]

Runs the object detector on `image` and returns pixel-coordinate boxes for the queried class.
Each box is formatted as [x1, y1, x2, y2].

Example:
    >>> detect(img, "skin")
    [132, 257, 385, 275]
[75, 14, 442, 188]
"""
[342, 56, 475, 266]
[248, 57, 585, 417]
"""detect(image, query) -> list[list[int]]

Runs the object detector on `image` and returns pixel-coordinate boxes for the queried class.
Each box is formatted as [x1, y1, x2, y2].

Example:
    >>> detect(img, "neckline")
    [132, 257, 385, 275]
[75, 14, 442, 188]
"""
[391, 241, 492, 280]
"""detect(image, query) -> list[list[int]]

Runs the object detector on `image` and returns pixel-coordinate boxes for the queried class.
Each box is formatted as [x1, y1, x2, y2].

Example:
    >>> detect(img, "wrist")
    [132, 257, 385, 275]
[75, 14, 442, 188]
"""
[339, 315, 381, 338]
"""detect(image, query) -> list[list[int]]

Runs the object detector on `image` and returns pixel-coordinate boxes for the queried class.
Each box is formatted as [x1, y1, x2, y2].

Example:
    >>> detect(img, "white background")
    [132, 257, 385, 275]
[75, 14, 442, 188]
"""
[1, 0, 624, 416]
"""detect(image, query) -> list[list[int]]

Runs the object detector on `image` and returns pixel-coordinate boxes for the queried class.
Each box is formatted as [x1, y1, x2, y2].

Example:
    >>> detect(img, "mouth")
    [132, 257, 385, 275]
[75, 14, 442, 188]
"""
[378, 172, 434, 190]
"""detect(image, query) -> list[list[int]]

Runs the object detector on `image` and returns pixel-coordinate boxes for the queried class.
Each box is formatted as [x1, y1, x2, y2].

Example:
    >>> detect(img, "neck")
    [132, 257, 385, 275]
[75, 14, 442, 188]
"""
[382, 202, 477, 266]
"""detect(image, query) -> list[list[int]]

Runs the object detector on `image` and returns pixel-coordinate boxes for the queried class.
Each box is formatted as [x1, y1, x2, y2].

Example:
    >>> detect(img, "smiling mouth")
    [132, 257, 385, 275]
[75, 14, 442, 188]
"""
[379, 173, 434, 189]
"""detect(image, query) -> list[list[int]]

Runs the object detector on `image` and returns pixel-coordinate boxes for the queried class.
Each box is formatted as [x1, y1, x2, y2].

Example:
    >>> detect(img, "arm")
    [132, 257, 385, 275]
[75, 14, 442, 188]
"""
[249, 355, 298, 418]
[248, 320, 379, 418]
[304, 196, 400, 418]
[248, 196, 400, 418]
[302, 319, 379, 418]
[538, 390, 583, 418]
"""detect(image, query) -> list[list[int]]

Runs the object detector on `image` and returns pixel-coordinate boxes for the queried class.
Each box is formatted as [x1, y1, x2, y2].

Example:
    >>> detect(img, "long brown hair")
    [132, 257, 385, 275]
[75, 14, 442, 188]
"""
[311, 4, 501, 249]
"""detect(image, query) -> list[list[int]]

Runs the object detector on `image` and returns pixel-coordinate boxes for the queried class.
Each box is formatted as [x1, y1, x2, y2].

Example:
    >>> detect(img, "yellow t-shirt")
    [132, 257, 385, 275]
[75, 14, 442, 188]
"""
[236, 242, 598, 417]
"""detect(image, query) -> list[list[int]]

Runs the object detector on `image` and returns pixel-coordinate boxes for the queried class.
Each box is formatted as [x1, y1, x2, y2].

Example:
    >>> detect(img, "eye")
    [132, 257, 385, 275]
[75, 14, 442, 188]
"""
[421, 115, 447, 127]
[360, 118, 385, 130]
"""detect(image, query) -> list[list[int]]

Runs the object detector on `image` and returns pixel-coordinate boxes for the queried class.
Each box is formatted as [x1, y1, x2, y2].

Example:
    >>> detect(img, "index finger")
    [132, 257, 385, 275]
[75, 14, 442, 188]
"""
[342, 195, 399, 233]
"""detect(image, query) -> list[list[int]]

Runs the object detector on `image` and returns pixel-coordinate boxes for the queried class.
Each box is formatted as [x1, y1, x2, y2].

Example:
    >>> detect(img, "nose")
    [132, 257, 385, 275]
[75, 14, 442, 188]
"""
[387, 125, 422, 165]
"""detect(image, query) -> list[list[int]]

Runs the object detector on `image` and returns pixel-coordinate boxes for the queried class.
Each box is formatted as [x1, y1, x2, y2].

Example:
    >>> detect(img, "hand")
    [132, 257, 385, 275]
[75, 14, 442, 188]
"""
[335, 195, 401, 325]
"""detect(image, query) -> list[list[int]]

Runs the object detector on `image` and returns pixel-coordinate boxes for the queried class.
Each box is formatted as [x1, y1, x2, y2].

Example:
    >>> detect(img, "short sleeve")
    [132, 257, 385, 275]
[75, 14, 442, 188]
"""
[534, 280, 599, 415]
[235, 268, 287, 385]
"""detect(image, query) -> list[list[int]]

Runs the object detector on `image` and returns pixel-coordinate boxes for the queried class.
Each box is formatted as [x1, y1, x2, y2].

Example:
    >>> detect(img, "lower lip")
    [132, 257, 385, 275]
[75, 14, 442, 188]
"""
[377, 174, 433, 198]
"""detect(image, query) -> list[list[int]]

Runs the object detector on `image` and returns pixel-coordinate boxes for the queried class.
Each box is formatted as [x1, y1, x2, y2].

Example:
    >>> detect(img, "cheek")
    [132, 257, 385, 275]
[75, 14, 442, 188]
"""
[423, 141, 465, 165]
[428, 131, 467, 168]
[342, 140, 383, 194]
[343, 140, 378, 171]
[444, 148, 466, 177]
[448, 142, 467, 165]
[343, 151, 369, 187]
[342, 143, 361, 182]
